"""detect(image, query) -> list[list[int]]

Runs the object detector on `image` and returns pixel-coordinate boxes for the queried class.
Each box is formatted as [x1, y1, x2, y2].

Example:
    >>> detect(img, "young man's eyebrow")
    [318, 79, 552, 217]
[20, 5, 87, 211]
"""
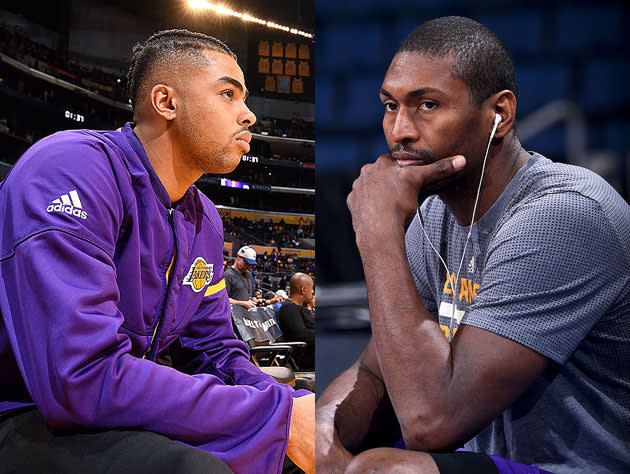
[216, 76, 249, 99]
[379, 86, 444, 99]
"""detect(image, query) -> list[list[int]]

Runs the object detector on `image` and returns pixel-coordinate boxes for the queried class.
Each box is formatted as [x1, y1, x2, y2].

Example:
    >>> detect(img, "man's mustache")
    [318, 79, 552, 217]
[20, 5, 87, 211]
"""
[389, 144, 436, 162]
[232, 127, 250, 138]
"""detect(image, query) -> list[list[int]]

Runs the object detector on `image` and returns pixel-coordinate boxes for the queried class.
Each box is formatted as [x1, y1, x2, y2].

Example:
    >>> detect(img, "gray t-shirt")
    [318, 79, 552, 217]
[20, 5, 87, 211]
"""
[406, 153, 630, 474]
[224, 266, 254, 301]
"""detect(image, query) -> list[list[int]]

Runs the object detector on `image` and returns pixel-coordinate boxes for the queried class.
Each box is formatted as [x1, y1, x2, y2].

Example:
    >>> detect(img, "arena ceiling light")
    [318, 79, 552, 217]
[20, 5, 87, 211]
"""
[187, 0, 314, 39]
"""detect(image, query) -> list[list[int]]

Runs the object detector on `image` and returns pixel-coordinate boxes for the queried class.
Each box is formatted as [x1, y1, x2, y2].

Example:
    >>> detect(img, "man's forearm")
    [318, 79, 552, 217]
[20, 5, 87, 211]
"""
[357, 228, 455, 450]
[229, 297, 251, 307]
[317, 344, 395, 453]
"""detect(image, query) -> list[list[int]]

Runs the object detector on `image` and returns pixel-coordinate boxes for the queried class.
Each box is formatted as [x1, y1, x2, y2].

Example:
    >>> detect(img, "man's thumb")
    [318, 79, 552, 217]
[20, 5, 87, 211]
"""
[402, 155, 466, 187]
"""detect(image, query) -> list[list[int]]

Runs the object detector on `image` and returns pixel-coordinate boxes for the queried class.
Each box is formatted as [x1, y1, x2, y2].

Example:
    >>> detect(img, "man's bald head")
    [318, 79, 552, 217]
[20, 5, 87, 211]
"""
[127, 29, 236, 112]
[289, 272, 314, 306]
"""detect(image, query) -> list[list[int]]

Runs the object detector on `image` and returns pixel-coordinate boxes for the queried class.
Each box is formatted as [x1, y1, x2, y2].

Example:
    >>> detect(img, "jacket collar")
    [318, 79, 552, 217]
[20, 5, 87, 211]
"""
[118, 122, 196, 211]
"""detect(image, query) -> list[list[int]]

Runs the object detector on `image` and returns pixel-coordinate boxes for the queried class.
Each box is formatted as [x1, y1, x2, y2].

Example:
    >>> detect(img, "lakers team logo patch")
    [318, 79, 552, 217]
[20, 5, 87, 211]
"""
[182, 257, 214, 293]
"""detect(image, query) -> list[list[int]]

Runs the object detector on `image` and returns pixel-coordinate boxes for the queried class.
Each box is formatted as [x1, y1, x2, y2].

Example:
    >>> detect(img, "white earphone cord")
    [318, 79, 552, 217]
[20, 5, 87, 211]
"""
[418, 116, 500, 342]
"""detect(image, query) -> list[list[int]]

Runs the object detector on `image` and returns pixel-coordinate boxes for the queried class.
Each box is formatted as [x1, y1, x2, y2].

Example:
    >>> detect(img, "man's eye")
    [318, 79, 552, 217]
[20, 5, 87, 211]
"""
[222, 90, 234, 100]
[420, 101, 437, 111]
[383, 102, 397, 112]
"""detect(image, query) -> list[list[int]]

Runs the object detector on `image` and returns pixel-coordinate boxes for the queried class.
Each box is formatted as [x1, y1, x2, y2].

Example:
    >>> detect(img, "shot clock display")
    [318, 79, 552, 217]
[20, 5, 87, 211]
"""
[64, 110, 85, 123]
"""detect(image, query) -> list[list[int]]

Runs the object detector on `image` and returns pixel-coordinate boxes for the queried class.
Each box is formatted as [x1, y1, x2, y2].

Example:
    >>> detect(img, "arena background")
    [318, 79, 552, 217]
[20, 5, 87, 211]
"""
[315, 0, 630, 394]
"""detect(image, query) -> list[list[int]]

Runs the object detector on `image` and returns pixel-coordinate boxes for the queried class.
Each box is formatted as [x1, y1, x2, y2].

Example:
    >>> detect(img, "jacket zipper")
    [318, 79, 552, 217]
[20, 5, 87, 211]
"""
[142, 208, 178, 360]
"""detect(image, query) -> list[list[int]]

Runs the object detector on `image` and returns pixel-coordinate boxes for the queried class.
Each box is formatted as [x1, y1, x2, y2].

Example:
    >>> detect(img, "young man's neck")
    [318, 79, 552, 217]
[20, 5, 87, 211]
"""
[134, 121, 203, 204]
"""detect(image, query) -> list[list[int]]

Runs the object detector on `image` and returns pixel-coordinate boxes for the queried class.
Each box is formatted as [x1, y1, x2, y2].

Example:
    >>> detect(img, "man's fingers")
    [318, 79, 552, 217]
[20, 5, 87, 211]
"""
[401, 155, 466, 187]
[288, 394, 315, 473]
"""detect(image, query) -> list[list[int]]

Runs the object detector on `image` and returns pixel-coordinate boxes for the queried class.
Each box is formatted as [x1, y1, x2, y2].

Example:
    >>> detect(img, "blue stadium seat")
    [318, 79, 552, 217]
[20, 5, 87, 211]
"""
[315, 79, 333, 124]
[582, 60, 630, 111]
[345, 76, 386, 127]
[520, 124, 566, 158]
[554, 5, 622, 53]
[475, 12, 543, 54]
[515, 64, 570, 116]
[321, 23, 385, 71]
[604, 121, 630, 155]
[317, 139, 361, 172]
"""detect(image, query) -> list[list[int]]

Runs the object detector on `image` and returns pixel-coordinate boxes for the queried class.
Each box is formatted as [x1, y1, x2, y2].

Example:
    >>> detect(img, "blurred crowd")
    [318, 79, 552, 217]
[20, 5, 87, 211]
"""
[250, 116, 314, 140]
[223, 216, 314, 248]
[0, 24, 128, 101]
[0, 24, 316, 141]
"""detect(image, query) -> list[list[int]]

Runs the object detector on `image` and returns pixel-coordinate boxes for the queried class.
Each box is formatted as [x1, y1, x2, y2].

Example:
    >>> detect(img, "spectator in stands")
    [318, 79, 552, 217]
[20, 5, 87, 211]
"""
[0, 29, 313, 474]
[278, 273, 289, 292]
[274, 289, 288, 312]
[224, 246, 258, 310]
[257, 290, 282, 311]
[277, 273, 315, 371]
[316, 16, 629, 474]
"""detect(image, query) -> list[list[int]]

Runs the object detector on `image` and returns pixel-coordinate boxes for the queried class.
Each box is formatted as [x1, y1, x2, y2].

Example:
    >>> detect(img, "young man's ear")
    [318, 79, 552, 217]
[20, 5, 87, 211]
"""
[150, 84, 177, 121]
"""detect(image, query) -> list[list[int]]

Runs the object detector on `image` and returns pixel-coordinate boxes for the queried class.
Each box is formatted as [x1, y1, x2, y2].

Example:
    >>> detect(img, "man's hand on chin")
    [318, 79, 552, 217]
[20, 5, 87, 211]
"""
[346, 154, 466, 245]
[287, 393, 315, 474]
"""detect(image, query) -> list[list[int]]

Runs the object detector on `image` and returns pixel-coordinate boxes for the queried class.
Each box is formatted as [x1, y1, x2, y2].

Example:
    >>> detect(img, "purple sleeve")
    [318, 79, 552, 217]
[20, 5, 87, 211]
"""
[172, 288, 273, 384]
[0, 135, 298, 474]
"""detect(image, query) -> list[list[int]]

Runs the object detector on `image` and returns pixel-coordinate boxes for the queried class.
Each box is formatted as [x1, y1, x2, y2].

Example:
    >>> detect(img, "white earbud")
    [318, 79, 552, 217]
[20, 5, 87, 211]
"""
[494, 113, 502, 126]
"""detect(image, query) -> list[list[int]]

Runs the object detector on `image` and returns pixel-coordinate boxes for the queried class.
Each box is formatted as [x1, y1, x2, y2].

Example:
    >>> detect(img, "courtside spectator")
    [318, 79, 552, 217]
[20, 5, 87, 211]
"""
[225, 246, 258, 310]
[277, 273, 315, 370]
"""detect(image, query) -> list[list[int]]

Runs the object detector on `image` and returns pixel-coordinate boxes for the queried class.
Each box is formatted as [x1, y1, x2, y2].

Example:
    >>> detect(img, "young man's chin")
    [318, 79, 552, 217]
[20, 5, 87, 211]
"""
[208, 155, 242, 175]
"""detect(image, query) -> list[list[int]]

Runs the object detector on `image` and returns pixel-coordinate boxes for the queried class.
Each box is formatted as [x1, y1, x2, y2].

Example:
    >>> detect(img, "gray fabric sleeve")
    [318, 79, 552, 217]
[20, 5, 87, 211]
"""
[462, 191, 628, 364]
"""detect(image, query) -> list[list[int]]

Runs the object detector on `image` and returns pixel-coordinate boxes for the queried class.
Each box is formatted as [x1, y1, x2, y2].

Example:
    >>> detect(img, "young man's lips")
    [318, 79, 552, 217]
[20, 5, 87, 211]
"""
[235, 131, 252, 143]
[236, 138, 250, 153]
[235, 132, 252, 152]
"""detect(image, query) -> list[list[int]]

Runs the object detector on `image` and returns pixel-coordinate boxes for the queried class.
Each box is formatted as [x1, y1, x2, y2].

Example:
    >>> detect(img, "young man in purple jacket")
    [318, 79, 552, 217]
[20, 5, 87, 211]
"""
[0, 30, 314, 474]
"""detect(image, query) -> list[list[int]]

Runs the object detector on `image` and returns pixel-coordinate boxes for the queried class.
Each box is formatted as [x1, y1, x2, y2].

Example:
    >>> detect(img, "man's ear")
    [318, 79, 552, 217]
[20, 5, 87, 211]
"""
[488, 90, 516, 139]
[150, 84, 177, 121]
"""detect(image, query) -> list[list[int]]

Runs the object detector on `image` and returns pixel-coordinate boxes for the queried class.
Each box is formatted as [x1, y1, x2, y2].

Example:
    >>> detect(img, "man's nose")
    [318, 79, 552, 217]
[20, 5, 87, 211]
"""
[390, 108, 419, 143]
[239, 103, 257, 128]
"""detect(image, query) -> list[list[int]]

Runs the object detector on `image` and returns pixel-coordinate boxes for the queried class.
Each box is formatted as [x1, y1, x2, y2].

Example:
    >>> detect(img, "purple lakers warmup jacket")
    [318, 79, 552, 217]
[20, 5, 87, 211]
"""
[0, 123, 306, 473]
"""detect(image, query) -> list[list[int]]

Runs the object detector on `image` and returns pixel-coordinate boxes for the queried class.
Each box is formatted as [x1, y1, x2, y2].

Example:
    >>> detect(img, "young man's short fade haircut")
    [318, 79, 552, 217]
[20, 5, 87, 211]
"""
[127, 29, 236, 110]
[397, 16, 518, 105]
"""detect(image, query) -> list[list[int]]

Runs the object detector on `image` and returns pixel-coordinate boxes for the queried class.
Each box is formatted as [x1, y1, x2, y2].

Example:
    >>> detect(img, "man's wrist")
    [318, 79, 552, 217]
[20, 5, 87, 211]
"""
[355, 223, 407, 256]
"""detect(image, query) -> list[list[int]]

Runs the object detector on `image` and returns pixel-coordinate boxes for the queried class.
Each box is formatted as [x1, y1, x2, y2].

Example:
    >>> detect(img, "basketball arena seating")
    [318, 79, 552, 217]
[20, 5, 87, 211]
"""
[231, 304, 315, 391]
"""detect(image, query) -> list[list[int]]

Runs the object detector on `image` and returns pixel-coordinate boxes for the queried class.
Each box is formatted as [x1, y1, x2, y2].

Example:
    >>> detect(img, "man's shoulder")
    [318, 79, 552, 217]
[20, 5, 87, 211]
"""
[506, 156, 629, 250]
[0, 128, 129, 257]
[278, 300, 297, 312]
[11, 128, 119, 171]
[515, 155, 626, 210]
[2, 128, 133, 200]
